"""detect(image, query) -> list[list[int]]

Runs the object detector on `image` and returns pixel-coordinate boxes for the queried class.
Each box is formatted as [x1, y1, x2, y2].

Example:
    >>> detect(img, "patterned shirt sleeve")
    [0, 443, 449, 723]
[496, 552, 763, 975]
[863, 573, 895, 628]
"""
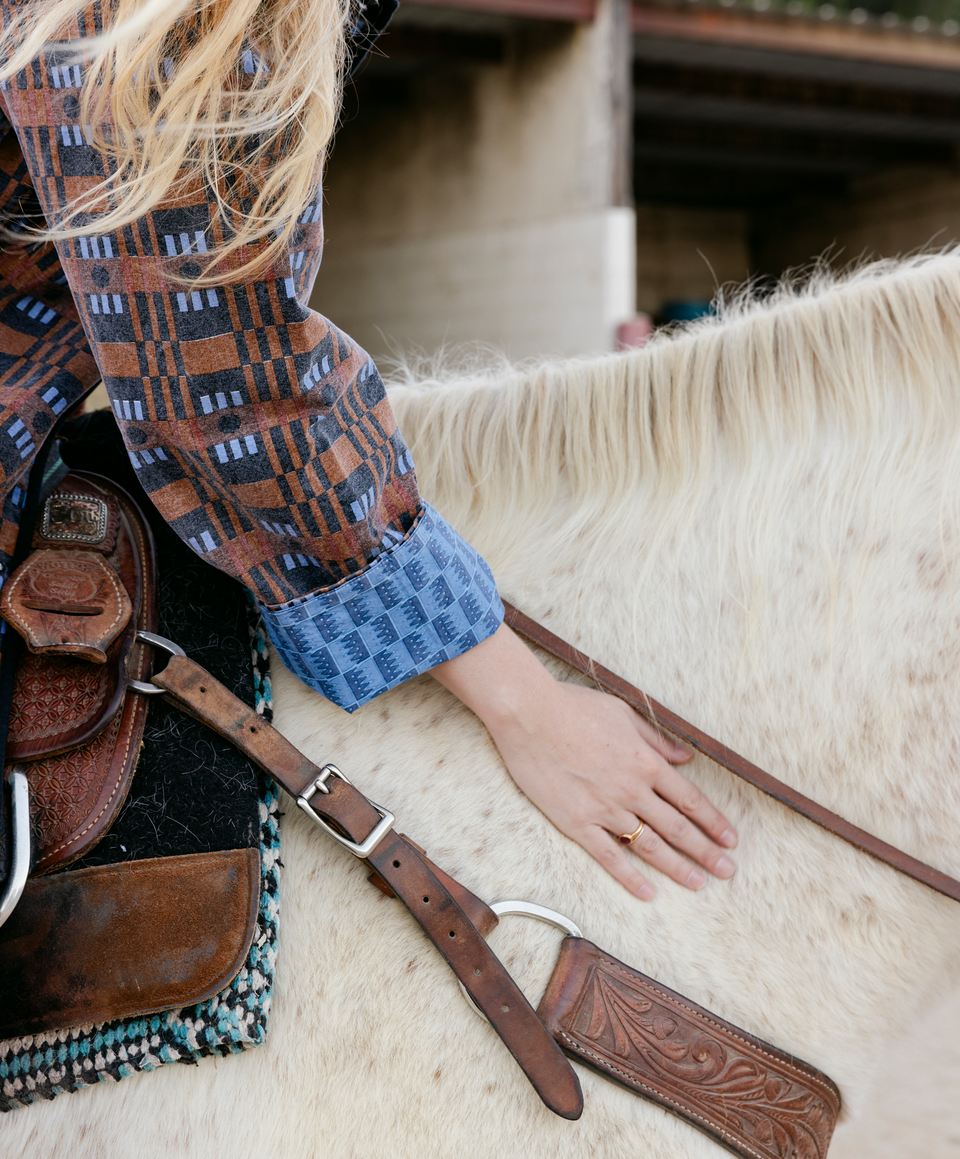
[0, 33, 503, 712]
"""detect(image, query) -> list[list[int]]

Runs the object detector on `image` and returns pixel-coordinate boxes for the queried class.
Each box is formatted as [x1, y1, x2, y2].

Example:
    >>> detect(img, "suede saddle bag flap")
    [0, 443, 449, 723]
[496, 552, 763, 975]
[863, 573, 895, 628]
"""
[0, 470, 260, 1038]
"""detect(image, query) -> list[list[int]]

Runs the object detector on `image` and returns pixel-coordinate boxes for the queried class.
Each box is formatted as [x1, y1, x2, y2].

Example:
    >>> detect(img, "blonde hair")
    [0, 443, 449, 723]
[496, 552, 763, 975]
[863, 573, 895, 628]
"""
[0, 0, 350, 282]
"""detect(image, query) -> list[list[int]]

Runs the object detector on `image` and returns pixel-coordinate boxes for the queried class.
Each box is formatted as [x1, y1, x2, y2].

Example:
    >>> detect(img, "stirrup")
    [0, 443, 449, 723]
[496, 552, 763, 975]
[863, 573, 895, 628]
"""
[0, 766, 31, 929]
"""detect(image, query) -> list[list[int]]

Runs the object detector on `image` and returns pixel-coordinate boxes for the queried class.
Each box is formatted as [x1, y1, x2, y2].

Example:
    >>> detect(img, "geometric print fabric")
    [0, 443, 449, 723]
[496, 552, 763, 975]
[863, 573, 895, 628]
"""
[0, 3, 504, 706]
[263, 503, 504, 712]
[0, 1, 422, 609]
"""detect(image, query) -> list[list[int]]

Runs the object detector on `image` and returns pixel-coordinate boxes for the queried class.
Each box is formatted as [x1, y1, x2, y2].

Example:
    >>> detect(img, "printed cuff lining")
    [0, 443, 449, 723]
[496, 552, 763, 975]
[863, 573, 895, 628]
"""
[260, 503, 503, 712]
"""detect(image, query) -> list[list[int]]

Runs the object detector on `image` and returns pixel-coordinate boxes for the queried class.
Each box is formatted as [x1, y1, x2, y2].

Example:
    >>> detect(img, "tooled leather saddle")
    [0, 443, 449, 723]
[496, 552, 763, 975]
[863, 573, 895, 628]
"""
[0, 413, 266, 1041]
[1, 473, 153, 876]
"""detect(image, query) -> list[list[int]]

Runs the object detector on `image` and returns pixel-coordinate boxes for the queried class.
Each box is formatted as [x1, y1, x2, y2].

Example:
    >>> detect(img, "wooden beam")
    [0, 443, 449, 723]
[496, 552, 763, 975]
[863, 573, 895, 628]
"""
[633, 88, 960, 140]
[369, 26, 506, 62]
[631, 3, 960, 71]
[402, 0, 595, 22]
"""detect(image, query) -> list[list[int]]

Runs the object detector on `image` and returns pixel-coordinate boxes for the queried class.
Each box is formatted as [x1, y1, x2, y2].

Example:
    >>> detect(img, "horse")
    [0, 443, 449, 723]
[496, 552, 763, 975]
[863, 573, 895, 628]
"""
[4, 251, 960, 1158]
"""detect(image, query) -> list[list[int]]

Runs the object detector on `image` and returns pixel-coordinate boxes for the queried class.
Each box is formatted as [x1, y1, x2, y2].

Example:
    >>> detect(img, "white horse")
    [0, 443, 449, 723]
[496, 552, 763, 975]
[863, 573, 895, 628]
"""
[5, 252, 960, 1158]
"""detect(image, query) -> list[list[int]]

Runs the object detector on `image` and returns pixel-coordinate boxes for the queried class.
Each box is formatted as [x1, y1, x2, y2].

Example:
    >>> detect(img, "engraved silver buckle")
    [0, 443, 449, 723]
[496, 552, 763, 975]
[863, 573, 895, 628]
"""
[297, 763, 395, 859]
[41, 492, 108, 544]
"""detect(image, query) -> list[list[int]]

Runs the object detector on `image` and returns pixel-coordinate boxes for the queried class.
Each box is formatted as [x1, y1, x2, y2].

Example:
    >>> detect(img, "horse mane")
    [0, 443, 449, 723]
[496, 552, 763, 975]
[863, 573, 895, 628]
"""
[388, 250, 960, 595]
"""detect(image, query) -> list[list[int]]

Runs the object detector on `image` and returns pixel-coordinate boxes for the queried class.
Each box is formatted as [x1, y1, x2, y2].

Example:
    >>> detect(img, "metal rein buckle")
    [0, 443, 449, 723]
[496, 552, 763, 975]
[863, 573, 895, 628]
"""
[296, 763, 396, 859]
[126, 640, 395, 859]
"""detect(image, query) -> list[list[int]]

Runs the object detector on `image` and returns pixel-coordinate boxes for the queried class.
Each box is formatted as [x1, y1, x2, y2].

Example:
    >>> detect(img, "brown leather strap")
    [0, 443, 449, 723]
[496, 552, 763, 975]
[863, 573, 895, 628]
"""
[149, 652, 583, 1121]
[538, 937, 840, 1159]
[503, 602, 960, 905]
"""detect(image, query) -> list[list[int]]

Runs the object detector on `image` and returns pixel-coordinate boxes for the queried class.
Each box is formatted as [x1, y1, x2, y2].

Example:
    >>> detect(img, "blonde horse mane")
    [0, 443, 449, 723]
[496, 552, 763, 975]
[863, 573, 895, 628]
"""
[389, 251, 960, 613]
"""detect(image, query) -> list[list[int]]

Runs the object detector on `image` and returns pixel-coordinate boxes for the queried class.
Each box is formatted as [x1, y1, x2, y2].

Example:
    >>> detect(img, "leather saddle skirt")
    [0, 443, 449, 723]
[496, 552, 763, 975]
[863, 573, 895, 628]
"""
[0, 473, 154, 875]
[0, 422, 263, 1044]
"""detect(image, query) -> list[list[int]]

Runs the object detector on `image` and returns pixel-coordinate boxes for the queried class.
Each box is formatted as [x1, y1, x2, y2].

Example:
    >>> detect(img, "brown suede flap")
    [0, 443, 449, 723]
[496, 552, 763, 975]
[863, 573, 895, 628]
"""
[0, 848, 260, 1038]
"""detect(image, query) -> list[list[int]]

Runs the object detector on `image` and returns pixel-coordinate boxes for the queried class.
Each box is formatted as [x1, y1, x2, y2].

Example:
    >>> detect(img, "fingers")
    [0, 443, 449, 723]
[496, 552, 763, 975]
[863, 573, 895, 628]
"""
[618, 733, 739, 893]
[584, 811, 733, 900]
[627, 822, 707, 891]
[475, 674, 740, 903]
[630, 710, 739, 853]
[634, 715, 694, 765]
[583, 784, 735, 898]
[626, 802, 736, 890]
[653, 762, 738, 850]
[580, 825, 657, 901]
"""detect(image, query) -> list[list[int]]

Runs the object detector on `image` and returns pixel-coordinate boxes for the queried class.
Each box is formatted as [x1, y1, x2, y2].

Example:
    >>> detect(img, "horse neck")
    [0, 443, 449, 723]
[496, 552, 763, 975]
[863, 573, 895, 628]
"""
[392, 253, 960, 593]
[390, 259, 960, 1104]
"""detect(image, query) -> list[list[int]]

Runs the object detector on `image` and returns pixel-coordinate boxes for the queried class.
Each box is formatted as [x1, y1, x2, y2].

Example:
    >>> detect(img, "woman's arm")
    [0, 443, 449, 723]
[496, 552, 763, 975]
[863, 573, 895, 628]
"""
[432, 622, 738, 900]
[0, 9, 735, 903]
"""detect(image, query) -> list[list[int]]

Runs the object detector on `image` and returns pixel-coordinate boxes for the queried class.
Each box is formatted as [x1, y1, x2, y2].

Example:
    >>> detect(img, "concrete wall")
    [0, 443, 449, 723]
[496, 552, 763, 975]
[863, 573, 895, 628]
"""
[633, 168, 960, 313]
[314, 207, 635, 361]
[310, 1, 636, 362]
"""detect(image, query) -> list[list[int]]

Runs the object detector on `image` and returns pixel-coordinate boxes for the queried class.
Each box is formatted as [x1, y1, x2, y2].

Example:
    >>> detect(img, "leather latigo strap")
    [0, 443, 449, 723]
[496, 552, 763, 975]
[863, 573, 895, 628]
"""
[503, 603, 960, 905]
[149, 652, 583, 1121]
[539, 938, 839, 1159]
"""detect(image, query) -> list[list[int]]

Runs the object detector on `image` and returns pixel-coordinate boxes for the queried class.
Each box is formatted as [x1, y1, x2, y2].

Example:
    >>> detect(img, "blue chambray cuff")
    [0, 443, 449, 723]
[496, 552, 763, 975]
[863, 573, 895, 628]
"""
[259, 504, 504, 712]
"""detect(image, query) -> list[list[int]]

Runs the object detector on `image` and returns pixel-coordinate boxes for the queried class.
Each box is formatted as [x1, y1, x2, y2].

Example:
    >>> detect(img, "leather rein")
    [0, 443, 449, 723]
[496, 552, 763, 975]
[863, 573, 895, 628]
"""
[502, 601, 960, 907]
[7, 593, 927, 1155]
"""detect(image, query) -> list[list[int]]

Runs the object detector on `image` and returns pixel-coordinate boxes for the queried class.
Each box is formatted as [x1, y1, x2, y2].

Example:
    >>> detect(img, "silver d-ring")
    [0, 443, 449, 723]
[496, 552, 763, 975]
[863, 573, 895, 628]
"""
[127, 630, 187, 695]
[458, 900, 583, 1022]
[0, 767, 31, 929]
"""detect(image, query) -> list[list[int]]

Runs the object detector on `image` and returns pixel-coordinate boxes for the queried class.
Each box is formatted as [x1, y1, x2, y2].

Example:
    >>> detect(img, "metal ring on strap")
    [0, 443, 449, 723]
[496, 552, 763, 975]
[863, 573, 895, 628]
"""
[0, 767, 31, 929]
[458, 901, 582, 1022]
[127, 630, 186, 695]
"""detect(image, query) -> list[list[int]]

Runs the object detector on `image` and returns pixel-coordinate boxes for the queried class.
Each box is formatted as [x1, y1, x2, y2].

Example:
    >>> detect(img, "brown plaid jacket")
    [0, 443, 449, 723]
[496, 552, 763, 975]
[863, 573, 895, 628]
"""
[0, 2, 502, 710]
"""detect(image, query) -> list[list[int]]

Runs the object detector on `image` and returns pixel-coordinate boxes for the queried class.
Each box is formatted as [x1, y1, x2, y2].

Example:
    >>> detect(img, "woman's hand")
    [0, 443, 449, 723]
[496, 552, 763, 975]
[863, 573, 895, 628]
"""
[432, 623, 738, 900]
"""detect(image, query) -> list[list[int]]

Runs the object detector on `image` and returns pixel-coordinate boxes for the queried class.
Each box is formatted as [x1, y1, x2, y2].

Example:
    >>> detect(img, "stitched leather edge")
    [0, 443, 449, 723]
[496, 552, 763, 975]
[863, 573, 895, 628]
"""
[30, 488, 153, 871]
[557, 1031, 770, 1159]
[39, 710, 136, 864]
[594, 953, 839, 1106]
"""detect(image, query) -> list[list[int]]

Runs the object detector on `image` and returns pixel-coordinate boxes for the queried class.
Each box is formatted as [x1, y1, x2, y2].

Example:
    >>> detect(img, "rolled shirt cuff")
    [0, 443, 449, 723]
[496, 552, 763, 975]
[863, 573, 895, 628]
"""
[259, 503, 504, 712]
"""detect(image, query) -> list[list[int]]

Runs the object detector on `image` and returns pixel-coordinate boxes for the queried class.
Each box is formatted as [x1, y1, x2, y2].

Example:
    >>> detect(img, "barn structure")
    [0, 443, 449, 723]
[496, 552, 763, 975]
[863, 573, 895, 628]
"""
[311, 0, 960, 358]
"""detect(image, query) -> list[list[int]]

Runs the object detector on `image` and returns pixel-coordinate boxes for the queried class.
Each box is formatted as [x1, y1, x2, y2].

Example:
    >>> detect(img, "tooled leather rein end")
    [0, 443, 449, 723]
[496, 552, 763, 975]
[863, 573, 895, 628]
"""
[503, 602, 960, 907]
[148, 648, 583, 1121]
[538, 937, 840, 1159]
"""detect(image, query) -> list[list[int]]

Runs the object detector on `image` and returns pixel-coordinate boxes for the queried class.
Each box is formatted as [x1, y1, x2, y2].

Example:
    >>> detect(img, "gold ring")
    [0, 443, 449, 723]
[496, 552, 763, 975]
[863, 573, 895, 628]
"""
[618, 820, 645, 846]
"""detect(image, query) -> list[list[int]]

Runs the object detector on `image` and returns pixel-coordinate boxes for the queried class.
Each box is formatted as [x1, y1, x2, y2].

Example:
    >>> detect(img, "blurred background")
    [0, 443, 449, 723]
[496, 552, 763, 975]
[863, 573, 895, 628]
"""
[311, 0, 960, 360]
